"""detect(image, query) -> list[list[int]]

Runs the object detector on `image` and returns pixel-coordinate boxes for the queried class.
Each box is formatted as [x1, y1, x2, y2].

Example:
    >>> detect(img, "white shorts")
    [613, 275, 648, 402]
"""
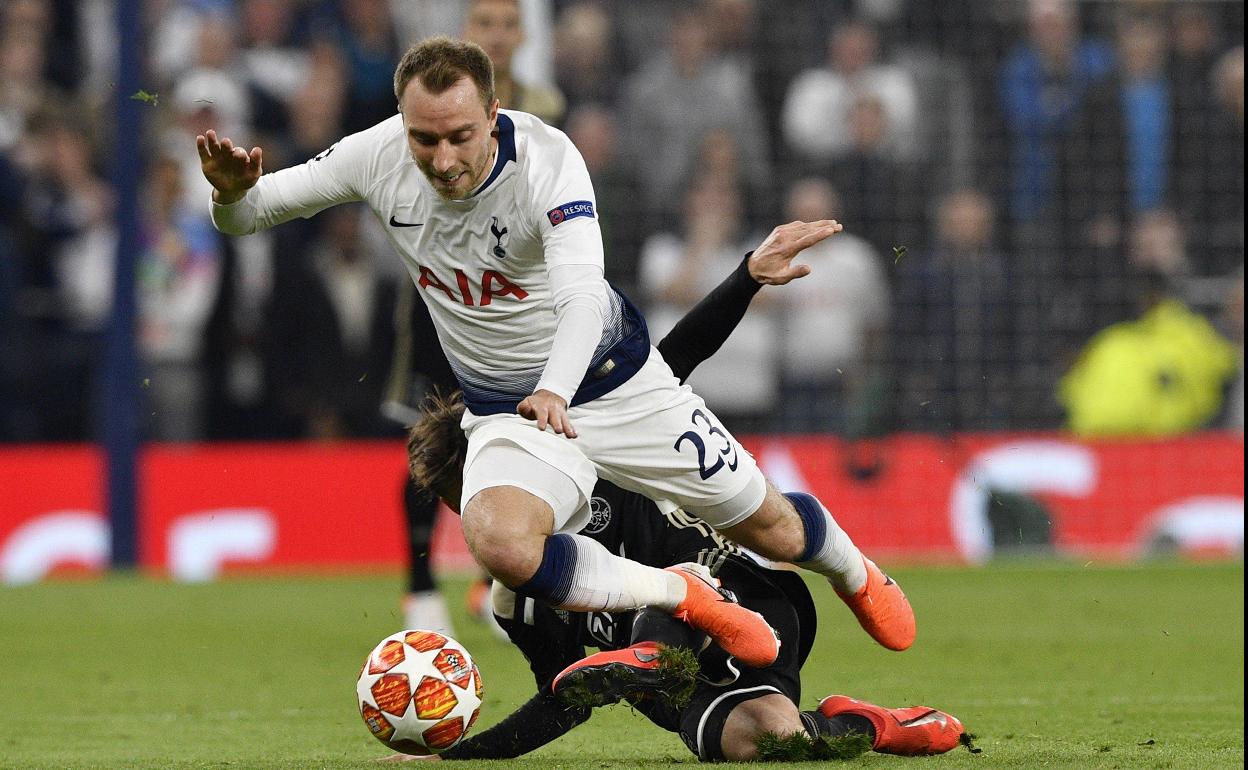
[460, 347, 765, 532]
[460, 441, 590, 532]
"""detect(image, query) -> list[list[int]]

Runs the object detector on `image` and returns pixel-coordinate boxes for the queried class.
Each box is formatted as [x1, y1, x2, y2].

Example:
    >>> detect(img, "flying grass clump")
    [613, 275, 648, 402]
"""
[654, 644, 699, 708]
[754, 730, 873, 762]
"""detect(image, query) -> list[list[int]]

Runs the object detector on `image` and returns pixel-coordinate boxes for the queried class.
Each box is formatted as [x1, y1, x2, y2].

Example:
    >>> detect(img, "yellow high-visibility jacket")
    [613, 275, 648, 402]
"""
[1059, 299, 1238, 437]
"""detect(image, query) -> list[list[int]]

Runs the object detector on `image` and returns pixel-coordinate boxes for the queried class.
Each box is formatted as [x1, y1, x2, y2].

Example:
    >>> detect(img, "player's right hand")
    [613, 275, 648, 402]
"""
[196, 129, 263, 205]
[518, 389, 577, 439]
[748, 219, 843, 285]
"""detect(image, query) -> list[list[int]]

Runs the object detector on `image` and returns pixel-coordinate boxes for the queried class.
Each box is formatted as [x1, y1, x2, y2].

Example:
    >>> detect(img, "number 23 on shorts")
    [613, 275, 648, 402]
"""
[673, 409, 739, 480]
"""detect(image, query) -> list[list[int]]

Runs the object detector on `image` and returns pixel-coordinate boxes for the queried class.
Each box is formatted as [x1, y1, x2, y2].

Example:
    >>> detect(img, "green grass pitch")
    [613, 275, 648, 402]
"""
[0, 561, 1241, 769]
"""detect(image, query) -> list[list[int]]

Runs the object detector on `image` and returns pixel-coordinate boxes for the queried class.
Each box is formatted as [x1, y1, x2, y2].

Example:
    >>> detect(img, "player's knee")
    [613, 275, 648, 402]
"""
[460, 485, 553, 586]
[719, 695, 803, 762]
[722, 485, 806, 562]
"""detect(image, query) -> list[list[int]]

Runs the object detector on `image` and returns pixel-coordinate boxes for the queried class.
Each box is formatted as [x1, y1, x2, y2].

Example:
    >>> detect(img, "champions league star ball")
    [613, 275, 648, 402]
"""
[356, 630, 484, 755]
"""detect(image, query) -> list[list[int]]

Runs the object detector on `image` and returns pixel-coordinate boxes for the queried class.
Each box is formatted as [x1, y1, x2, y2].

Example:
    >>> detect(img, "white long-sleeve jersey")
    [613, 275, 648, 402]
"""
[210, 110, 649, 415]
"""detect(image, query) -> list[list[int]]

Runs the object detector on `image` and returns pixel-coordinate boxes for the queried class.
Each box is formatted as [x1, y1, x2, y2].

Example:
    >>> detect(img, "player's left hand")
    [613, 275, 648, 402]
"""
[748, 219, 843, 285]
[518, 389, 577, 438]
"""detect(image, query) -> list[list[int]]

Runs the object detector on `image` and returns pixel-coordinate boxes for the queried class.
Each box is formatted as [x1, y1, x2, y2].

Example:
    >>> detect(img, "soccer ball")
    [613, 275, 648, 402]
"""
[356, 629, 484, 755]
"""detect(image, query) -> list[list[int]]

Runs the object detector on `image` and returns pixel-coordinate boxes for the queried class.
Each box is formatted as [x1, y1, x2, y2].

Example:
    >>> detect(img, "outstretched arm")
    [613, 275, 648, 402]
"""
[438, 686, 589, 760]
[196, 126, 369, 235]
[658, 219, 841, 383]
[440, 591, 591, 760]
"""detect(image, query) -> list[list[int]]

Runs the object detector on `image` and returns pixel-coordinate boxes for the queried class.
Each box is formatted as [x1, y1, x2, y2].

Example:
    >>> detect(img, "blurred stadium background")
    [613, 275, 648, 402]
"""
[0, 0, 1243, 582]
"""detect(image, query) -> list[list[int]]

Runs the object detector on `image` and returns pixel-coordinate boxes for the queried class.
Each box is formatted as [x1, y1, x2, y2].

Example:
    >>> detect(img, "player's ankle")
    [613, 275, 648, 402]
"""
[656, 569, 689, 612]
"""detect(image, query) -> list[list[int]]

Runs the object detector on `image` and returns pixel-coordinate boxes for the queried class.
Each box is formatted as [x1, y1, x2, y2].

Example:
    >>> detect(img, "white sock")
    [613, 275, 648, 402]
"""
[402, 590, 455, 637]
[786, 492, 868, 594]
[519, 533, 687, 613]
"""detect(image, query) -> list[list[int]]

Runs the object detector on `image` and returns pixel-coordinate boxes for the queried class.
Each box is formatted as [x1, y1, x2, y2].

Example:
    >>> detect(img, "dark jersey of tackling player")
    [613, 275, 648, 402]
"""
[440, 486, 818, 761]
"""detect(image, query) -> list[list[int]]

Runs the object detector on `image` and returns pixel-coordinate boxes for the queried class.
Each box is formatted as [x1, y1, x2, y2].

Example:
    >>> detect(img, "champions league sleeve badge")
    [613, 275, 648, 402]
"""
[546, 200, 595, 226]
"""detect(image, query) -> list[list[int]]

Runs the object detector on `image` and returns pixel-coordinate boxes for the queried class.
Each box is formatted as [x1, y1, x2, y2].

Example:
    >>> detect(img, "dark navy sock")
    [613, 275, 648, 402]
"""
[785, 492, 827, 563]
[515, 533, 577, 605]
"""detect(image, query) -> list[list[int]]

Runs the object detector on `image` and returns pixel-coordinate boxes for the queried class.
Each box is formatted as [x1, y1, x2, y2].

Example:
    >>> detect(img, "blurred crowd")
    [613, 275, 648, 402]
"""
[0, 0, 1243, 444]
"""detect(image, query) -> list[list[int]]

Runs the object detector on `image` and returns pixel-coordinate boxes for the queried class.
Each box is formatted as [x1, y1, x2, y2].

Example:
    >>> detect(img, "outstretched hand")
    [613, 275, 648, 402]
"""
[195, 129, 263, 205]
[747, 219, 843, 285]
[518, 389, 577, 439]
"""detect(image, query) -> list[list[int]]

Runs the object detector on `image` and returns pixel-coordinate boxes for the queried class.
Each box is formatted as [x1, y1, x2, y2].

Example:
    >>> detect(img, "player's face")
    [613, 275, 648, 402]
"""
[463, 0, 523, 68]
[401, 77, 499, 200]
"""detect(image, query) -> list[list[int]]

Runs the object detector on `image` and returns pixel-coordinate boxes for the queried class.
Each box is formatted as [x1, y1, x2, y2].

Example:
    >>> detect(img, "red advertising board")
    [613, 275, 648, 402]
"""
[1, 434, 1242, 582]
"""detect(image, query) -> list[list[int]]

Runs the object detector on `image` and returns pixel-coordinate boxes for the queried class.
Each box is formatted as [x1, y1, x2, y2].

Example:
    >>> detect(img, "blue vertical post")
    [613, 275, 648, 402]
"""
[104, 0, 144, 568]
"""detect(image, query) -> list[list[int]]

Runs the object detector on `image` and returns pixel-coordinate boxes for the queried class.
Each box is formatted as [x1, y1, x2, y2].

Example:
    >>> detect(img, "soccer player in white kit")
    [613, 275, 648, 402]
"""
[197, 37, 914, 668]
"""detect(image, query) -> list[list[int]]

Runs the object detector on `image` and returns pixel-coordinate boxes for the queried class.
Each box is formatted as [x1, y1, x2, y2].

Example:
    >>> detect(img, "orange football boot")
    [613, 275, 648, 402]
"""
[834, 556, 916, 651]
[552, 642, 667, 707]
[667, 562, 780, 668]
[818, 695, 965, 755]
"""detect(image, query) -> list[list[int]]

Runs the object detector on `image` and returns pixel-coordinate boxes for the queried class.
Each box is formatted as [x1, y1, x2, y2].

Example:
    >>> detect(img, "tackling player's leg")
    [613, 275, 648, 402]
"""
[815, 695, 966, 755]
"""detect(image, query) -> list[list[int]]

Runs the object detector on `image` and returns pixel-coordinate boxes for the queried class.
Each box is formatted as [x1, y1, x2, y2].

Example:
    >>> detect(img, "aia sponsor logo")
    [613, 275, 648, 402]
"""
[416, 265, 528, 306]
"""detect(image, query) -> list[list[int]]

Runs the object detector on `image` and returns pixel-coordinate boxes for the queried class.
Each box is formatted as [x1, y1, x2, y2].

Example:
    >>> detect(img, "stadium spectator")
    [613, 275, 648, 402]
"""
[735, 0, 835, 150]
[1058, 211, 1239, 437]
[328, 0, 403, 134]
[825, 93, 920, 262]
[268, 204, 399, 440]
[1061, 12, 1177, 257]
[1192, 46, 1245, 278]
[149, 0, 231, 89]
[137, 152, 223, 441]
[998, 0, 1113, 227]
[463, 0, 565, 126]
[1169, 3, 1222, 240]
[1, 105, 112, 442]
[997, 0, 1113, 427]
[275, 41, 350, 168]
[639, 173, 776, 432]
[781, 18, 919, 165]
[0, 11, 48, 152]
[237, 0, 309, 140]
[565, 104, 644, 301]
[551, 2, 622, 110]
[619, 4, 770, 222]
[200, 231, 283, 441]
[774, 178, 889, 436]
[891, 189, 1013, 433]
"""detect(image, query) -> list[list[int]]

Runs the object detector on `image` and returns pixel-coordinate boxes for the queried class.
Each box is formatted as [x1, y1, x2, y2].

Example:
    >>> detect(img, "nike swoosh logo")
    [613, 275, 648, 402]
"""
[884, 575, 895, 586]
[901, 711, 948, 729]
[388, 216, 423, 228]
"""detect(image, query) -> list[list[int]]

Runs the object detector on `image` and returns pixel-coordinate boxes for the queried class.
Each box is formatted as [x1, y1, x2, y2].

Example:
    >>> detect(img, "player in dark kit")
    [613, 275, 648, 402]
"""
[397, 251, 967, 762]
